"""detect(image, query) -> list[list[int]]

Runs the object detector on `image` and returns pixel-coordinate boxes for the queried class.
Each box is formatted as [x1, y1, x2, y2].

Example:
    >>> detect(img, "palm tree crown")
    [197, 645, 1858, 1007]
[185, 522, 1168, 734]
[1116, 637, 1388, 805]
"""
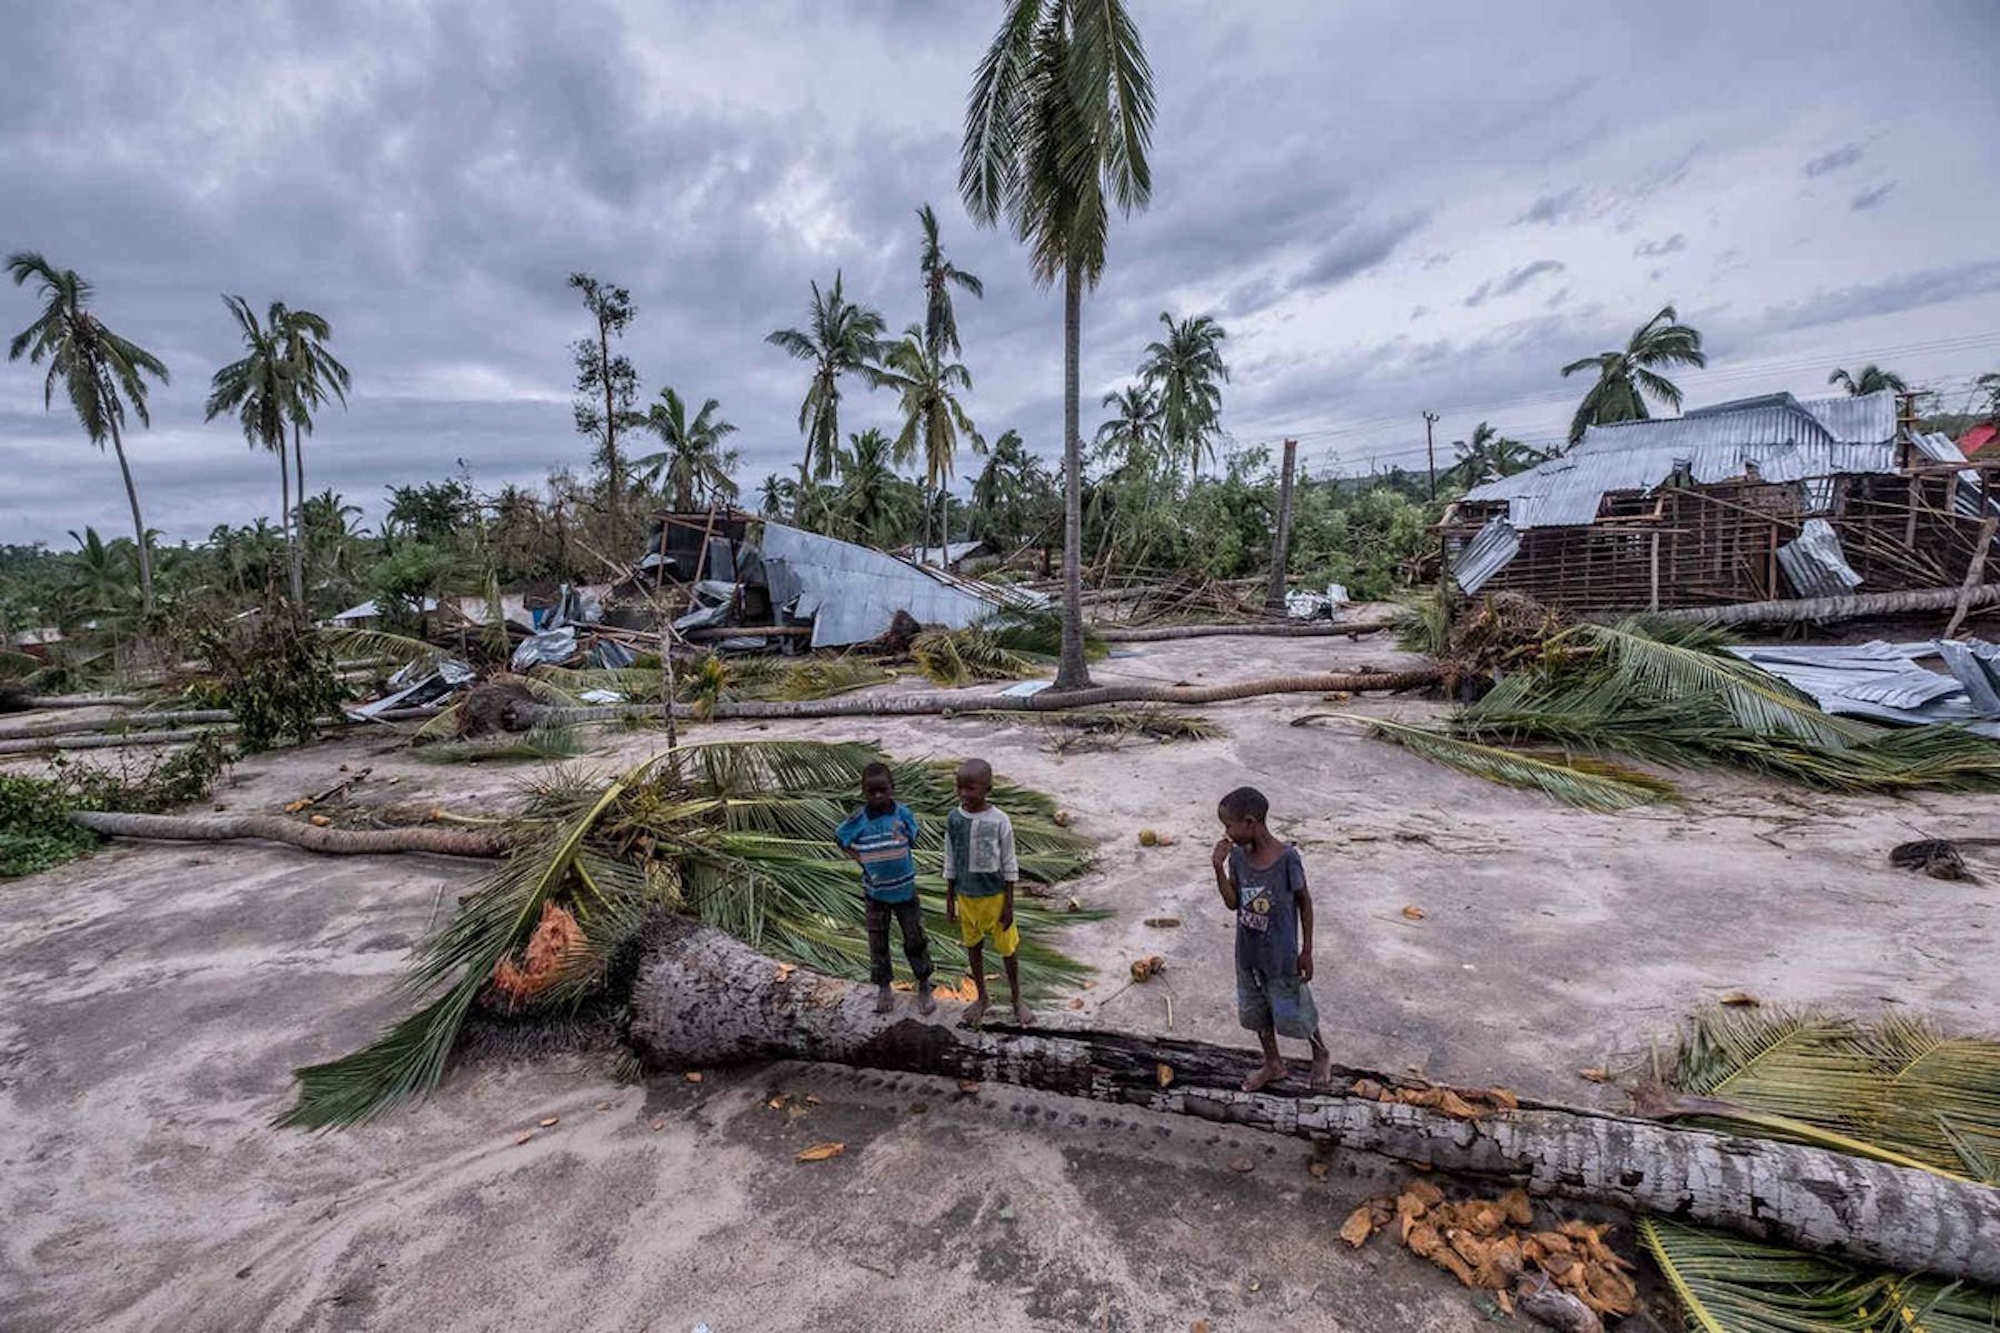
[1093, 383, 1161, 466]
[1450, 422, 1546, 488]
[766, 272, 888, 481]
[635, 387, 741, 512]
[879, 326, 982, 554]
[1560, 304, 1707, 446]
[918, 203, 984, 358]
[1138, 312, 1229, 484]
[7, 251, 169, 613]
[1827, 364, 1909, 397]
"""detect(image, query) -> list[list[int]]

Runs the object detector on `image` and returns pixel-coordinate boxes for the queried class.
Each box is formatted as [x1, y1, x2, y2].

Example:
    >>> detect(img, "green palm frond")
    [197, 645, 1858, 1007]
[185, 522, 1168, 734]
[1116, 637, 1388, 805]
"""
[413, 700, 466, 742]
[1570, 621, 1880, 749]
[773, 658, 898, 700]
[1294, 713, 1678, 811]
[1844, 1014, 2000, 1181]
[414, 726, 585, 764]
[911, 627, 1045, 686]
[318, 625, 439, 669]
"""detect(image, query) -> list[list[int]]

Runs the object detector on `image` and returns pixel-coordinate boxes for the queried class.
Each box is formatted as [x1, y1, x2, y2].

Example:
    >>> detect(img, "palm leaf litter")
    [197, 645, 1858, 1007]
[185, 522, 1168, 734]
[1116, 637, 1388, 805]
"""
[1636, 1007, 2000, 1330]
[1301, 598, 2000, 809]
[280, 739, 1096, 1129]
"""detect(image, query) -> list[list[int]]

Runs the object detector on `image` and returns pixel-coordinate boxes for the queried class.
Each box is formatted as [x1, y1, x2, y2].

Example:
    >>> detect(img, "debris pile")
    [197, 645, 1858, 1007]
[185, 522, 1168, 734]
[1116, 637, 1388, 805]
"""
[1341, 1180, 1637, 1324]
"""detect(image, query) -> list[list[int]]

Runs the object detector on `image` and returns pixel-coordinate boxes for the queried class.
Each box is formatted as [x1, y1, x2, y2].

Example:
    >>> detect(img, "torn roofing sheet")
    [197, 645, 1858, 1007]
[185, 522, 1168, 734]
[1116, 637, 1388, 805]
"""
[1776, 519, 1863, 599]
[1729, 639, 2000, 739]
[757, 521, 1035, 649]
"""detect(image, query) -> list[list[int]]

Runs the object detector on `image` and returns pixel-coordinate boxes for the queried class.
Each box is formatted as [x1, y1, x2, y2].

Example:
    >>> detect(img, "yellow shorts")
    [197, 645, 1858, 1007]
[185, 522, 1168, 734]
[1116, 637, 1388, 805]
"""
[955, 893, 1019, 957]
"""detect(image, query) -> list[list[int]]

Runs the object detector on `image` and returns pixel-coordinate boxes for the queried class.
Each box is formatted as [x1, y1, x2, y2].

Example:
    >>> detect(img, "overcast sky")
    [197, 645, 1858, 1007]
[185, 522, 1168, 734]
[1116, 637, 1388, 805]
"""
[3, 0, 1997, 547]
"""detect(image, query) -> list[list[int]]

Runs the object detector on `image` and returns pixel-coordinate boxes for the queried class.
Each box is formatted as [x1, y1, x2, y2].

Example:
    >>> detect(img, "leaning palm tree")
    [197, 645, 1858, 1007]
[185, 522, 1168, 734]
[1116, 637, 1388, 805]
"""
[272, 304, 351, 602]
[917, 203, 985, 359]
[961, 0, 1156, 691]
[1449, 421, 1546, 488]
[634, 387, 741, 511]
[1827, 364, 1909, 397]
[879, 327, 981, 557]
[1138, 312, 1229, 485]
[1561, 304, 1707, 446]
[6, 252, 170, 615]
[765, 272, 888, 481]
[206, 297, 296, 592]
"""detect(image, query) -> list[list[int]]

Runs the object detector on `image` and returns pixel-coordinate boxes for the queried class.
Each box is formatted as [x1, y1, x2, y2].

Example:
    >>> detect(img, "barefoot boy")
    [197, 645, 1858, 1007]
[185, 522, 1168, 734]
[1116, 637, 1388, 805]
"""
[944, 758, 1031, 1028]
[835, 762, 936, 1016]
[1212, 786, 1332, 1091]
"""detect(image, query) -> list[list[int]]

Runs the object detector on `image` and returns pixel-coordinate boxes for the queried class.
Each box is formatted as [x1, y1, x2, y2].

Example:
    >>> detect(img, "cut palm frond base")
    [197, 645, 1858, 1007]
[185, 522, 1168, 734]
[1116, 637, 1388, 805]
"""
[281, 739, 1097, 1130]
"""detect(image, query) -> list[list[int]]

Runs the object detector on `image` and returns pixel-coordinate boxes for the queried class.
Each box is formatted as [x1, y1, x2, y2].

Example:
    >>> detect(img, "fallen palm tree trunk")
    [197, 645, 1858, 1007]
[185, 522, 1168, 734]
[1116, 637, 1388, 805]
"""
[0, 727, 236, 756]
[1095, 619, 1395, 643]
[629, 919, 2000, 1285]
[1654, 582, 2000, 627]
[68, 809, 515, 857]
[9, 693, 149, 711]
[0, 708, 235, 743]
[480, 667, 1442, 730]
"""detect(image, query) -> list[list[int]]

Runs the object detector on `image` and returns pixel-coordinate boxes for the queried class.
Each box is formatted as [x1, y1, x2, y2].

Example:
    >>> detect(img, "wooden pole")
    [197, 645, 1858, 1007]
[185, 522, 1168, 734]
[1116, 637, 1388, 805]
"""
[1943, 514, 1998, 640]
[1264, 439, 1299, 617]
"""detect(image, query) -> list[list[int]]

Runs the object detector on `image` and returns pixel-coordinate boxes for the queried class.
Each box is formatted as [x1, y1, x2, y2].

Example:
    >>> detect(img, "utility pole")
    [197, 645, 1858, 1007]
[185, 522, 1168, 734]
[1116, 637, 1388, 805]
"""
[1265, 439, 1299, 617]
[1423, 411, 1441, 501]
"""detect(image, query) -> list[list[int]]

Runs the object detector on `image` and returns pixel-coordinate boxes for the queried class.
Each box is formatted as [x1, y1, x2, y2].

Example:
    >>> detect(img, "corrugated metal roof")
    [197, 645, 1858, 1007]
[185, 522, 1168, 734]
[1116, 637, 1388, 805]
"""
[758, 522, 1021, 649]
[1775, 519, 1862, 599]
[1452, 517, 1522, 593]
[1730, 638, 2000, 734]
[1460, 390, 1902, 530]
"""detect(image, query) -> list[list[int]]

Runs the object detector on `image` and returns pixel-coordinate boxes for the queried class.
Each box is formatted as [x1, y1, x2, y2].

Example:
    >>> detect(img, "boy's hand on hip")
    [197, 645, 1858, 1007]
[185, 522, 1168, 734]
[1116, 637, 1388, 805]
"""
[944, 894, 957, 920]
[999, 904, 1014, 930]
[1211, 838, 1232, 874]
[1298, 949, 1314, 982]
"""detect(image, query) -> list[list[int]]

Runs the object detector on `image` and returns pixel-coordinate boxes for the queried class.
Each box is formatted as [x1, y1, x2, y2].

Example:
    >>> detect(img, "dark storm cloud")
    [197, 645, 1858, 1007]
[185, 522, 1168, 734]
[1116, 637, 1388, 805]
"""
[1464, 260, 1566, 308]
[1760, 261, 2000, 331]
[1287, 214, 1429, 294]
[1850, 181, 1896, 211]
[1633, 234, 1686, 258]
[1513, 189, 1583, 226]
[1805, 144, 1865, 177]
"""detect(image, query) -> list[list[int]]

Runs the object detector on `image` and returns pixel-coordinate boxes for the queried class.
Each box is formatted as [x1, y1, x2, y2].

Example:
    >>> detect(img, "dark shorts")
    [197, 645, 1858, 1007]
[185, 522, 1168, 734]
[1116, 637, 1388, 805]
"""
[1237, 967, 1319, 1039]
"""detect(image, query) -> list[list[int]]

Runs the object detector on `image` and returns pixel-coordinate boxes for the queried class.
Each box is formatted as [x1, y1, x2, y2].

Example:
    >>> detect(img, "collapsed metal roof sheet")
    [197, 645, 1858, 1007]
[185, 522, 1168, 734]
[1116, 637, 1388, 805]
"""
[1452, 517, 1522, 594]
[1460, 390, 1901, 530]
[1775, 519, 1863, 600]
[758, 521, 1031, 649]
[1730, 639, 2000, 738]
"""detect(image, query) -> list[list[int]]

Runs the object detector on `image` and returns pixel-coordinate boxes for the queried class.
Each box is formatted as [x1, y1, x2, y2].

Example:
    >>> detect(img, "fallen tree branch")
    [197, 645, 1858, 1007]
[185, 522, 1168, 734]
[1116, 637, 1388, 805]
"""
[11, 694, 149, 710]
[1096, 619, 1396, 643]
[628, 919, 2000, 1285]
[68, 809, 516, 857]
[1943, 516, 1998, 640]
[0, 727, 236, 757]
[1654, 583, 2000, 628]
[0, 708, 235, 744]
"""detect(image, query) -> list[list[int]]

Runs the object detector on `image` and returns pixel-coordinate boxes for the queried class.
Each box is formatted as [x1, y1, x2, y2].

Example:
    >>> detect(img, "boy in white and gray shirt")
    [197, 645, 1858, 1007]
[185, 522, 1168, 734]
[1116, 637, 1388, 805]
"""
[943, 757, 1030, 1028]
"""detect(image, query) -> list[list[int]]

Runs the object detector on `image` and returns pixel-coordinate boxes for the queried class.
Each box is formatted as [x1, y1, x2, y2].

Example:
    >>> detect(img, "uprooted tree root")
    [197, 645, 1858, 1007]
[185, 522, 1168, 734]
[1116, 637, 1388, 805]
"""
[1439, 592, 1571, 693]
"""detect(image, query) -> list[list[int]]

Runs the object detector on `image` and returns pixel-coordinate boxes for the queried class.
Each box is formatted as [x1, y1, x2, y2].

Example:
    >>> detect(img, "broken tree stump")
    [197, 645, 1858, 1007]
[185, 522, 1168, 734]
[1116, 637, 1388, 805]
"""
[628, 919, 2000, 1285]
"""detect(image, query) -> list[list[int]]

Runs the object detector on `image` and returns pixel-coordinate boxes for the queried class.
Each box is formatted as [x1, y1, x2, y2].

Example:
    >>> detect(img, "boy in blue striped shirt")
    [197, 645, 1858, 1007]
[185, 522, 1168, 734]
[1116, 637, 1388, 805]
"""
[835, 762, 937, 1015]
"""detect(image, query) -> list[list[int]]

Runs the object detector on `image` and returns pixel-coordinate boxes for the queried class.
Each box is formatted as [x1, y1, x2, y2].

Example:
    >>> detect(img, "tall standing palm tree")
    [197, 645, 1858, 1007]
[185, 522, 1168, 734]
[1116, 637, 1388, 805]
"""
[1138, 312, 1229, 485]
[834, 428, 920, 547]
[962, 0, 1156, 691]
[757, 473, 791, 521]
[272, 304, 350, 602]
[878, 327, 981, 557]
[917, 203, 985, 359]
[7, 253, 170, 615]
[1827, 365, 1909, 397]
[206, 296, 296, 593]
[766, 272, 888, 481]
[1561, 305, 1707, 446]
[634, 387, 741, 511]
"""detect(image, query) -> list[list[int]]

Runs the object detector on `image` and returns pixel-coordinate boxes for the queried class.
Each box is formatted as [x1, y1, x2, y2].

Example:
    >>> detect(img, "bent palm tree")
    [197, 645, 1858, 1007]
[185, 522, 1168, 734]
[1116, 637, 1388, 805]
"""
[1827, 364, 1909, 397]
[879, 328, 981, 556]
[206, 297, 295, 592]
[7, 252, 170, 615]
[1561, 304, 1706, 446]
[1450, 421, 1545, 488]
[1139, 312, 1229, 484]
[766, 273, 888, 480]
[962, 0, 1157, 691]
[917, 203, 984, 359]
[273, 304, 351, 603]
[634, 387, 740, 511]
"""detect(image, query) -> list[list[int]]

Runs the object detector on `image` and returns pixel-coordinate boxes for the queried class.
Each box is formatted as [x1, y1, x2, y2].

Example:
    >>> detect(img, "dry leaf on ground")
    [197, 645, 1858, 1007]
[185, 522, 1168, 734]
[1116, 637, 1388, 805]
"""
[795, 1142, 846, 1163]
[308, 814, 332, 828]
[514, 1132, 535, 1145]
[1156, 1063, 1175, 1088]
[1720, 990, 1760, 1007]
[537, 1116, 559, 1128]
[1577, 1067, 1611, 1083]
[683, 1071, 703, 1083]
[1144, 916, 1182, 928]
[1401, 905, 1427, 920]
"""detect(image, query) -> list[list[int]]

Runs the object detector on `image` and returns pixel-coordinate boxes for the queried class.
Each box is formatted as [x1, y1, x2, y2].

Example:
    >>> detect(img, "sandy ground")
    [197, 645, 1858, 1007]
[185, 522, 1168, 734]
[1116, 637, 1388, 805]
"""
[3, 633, 1997, 1331]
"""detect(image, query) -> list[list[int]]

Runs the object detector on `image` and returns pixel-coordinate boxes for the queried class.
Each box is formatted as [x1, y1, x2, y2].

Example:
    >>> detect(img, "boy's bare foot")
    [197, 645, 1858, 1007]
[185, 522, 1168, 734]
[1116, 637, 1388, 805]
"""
[1309, 1047, 1333, 1092]
[1241, 1060, 1287, 1093]
[873, 986, 895, 1015]
[1013, 1000, 1033, 1027]
[916, 986, 937, 1017]
[961, 997, 989, 1029]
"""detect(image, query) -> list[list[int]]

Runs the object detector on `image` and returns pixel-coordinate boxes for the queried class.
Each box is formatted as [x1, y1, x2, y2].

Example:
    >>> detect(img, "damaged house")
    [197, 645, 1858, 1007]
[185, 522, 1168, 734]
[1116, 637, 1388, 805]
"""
[1445, 390, 1999, 613]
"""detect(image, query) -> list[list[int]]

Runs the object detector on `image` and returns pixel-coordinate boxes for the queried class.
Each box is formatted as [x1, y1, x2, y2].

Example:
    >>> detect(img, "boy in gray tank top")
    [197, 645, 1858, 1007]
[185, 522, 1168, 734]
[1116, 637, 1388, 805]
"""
[1212, 785, 1332, 1091]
